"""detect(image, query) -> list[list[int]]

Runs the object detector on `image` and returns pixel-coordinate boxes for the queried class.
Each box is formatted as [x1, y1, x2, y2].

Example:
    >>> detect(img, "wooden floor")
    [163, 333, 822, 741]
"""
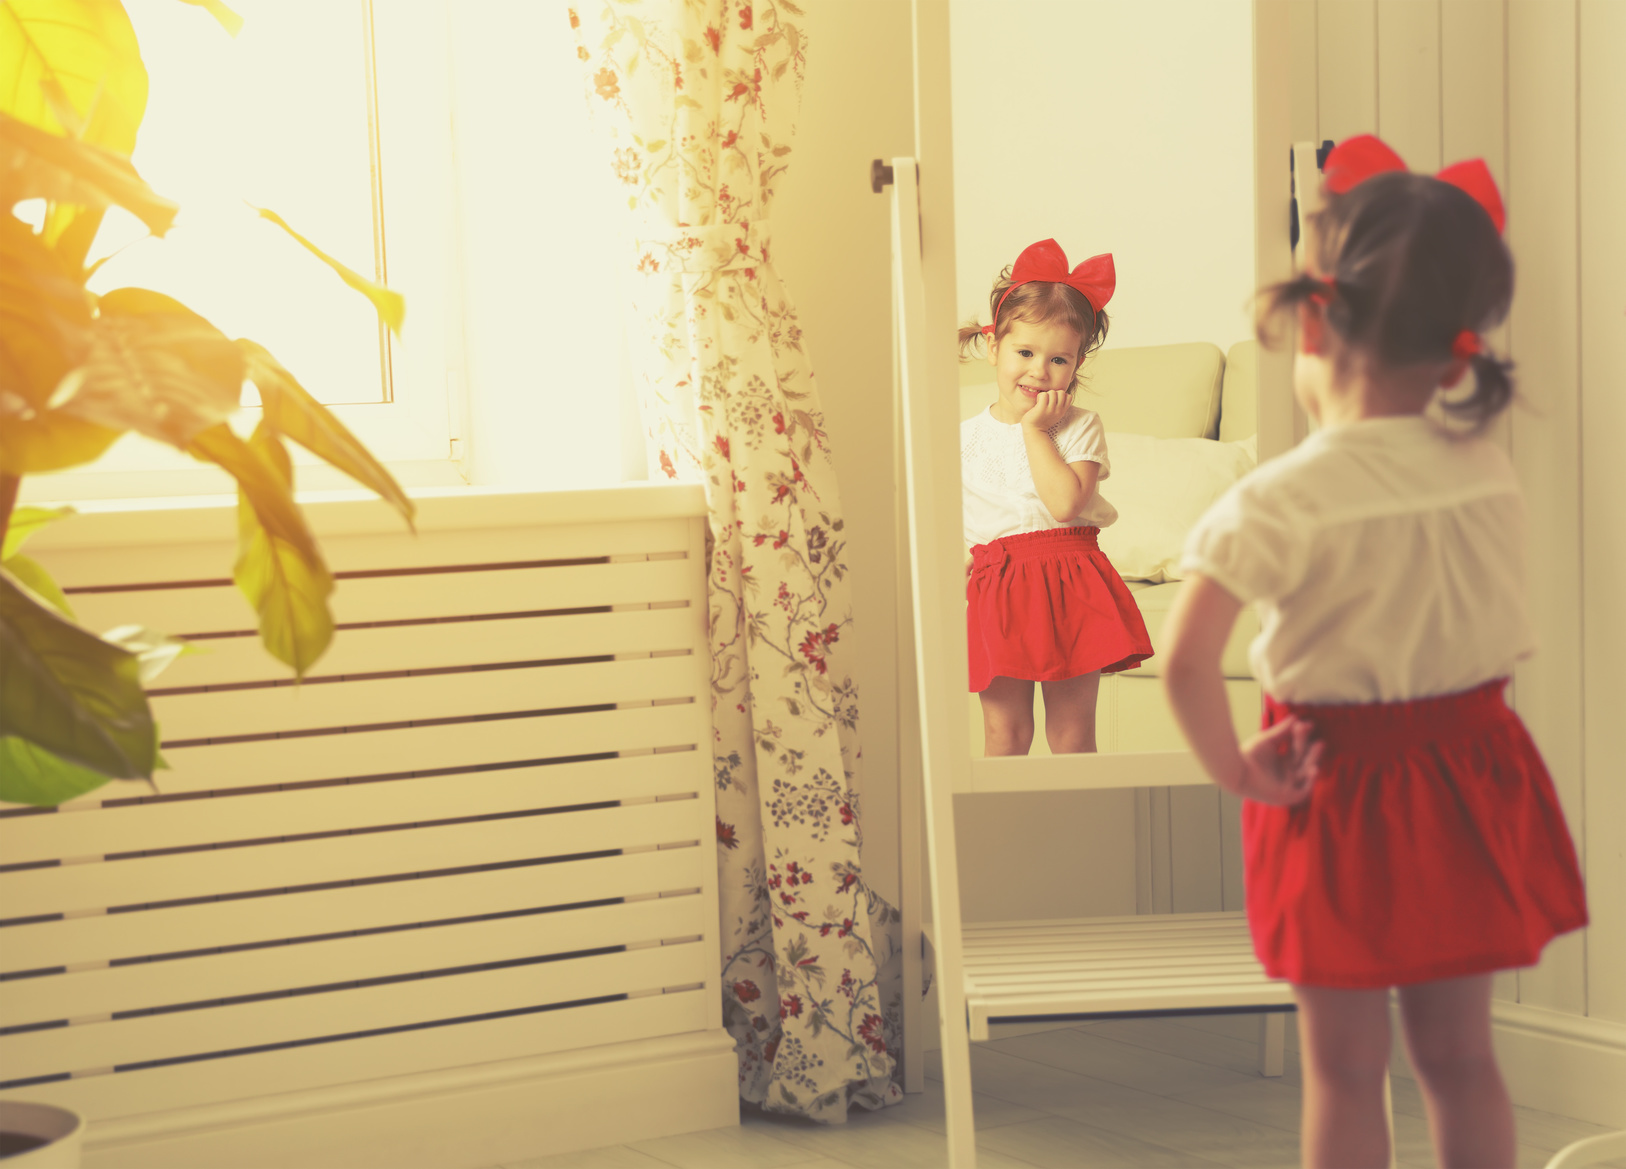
[500, 1014, 1623, 1169]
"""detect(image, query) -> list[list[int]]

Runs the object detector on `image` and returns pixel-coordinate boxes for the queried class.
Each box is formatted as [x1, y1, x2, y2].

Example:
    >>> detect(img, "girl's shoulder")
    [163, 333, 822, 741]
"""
[1227, 418, 1522, 529]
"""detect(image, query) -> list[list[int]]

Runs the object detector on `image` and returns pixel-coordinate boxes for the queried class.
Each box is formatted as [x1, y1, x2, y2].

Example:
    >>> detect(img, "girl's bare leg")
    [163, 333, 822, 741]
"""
[1295, 984, 1393, 1168]
[979, 676, 1036, 756]
[1040, 671, 1101, 754]
[1397, 974, 1513, 1168]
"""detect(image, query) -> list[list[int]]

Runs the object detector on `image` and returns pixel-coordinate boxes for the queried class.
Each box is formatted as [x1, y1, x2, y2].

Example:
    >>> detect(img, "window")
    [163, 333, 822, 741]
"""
[21, 0, 638, 505]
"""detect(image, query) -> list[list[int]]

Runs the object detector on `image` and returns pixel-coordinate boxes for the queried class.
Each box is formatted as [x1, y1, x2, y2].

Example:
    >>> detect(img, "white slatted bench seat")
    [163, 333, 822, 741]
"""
[936, 911, 1293, 1042]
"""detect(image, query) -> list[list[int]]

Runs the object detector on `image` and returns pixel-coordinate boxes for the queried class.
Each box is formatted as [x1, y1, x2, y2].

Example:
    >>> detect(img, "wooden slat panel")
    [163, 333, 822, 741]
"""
[1507, 0, 1585, 1018]
[2, 799, 708, 920]
[3, 754, 704, 866]
[66, 558, 698, 640]
[3, 894, 710, 1027]
[1441, 0, 1507, 183]
[2, 848, 705, 973]
[154, 702, 706, 794]
[1, 942, 705, 1081]
[1580, 0, 1626, 1026]
[1317, 0, 1378, 141]
[151, 655, 702, 742]
[35, 517, 696, 590]
[7, 991, 709, 1123]
[1376, 0, 1442, 170]
[147, 608, 698, 690]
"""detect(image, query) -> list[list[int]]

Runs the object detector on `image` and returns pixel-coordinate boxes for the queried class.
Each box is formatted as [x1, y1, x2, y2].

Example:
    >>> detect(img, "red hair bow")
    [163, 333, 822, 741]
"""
[1321, 134, 1505, 234]
[988, 239, 1116, 333]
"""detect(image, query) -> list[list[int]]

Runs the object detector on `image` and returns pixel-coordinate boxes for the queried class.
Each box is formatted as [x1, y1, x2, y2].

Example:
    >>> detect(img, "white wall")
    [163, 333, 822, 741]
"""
[950, 0, 1257, 352]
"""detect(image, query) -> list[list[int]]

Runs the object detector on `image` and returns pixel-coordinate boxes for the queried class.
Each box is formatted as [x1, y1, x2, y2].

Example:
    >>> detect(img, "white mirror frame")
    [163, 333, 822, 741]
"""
[893, 3, 1303, 1163]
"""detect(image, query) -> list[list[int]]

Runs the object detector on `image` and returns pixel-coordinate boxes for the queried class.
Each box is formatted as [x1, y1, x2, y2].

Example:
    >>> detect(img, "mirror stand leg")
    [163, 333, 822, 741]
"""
[1258, 1011, 1286, 1077]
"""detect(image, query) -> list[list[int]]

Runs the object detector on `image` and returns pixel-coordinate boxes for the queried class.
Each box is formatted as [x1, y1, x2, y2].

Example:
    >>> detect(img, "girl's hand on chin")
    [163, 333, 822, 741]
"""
[1021, 389, 1072, 430]
[1236, 717, 1322, 806]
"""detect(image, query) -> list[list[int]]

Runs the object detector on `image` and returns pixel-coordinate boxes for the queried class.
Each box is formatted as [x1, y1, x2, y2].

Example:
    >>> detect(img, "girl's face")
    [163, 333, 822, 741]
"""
[987, 317, 1085, 424]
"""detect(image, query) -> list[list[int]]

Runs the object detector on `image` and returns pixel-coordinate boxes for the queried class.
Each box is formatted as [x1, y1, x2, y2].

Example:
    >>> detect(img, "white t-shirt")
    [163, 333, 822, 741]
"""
[962, 405, 1117, 546]
[1180, 415, 1535, 704]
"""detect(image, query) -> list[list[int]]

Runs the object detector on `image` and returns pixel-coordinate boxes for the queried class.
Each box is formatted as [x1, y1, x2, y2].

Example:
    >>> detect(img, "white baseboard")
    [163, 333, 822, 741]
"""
[1489, 1002, 1626, 1128]
[83, 1030, 740, 1169]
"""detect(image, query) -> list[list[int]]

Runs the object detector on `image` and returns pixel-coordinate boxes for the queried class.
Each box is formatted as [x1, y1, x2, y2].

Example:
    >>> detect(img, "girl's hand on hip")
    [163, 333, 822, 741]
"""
[1235, 717, 1322, 806]
[1021, 389, 1072, 431]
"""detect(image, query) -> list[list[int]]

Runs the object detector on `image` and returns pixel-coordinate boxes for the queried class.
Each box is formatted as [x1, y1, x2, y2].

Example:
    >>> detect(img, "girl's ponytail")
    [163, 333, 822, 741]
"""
[957, 322, 990, 363]
[1441, 350, 1515, 428]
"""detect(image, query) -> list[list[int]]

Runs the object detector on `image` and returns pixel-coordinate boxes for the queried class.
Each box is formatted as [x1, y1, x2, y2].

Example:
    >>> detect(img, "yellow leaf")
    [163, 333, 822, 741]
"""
[175, 0, 244, 37]
[70, 288, 245, 448]
[240, 339, 414, 530]
[0, 0, 147, 149]
[0, 406, 122, 475]
[0, 505, 74, 561]
[0, 112, 178, 238]
[0, 0, 151, 266]
[0, 212, 94, 407]
[251, 205, 405, 337]
[186, 422, 334, 677]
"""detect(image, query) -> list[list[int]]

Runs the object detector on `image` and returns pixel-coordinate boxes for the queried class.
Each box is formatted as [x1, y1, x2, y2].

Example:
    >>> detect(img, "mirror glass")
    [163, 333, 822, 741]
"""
[950, 0, 1263, 758]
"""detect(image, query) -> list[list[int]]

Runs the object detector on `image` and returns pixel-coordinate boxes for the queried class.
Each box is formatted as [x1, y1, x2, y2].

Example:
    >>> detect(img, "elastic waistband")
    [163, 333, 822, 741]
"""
[1265, 678, 1514, 754]
[973, 526, 1100, 564]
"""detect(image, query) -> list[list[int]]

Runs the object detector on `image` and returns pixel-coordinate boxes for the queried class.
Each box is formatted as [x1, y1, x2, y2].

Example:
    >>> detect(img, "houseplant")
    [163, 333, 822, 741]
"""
[0, 0, 414, 824]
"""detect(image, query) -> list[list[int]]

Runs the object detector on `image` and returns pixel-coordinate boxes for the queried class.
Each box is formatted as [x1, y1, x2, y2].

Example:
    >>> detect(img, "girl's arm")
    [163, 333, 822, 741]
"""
[1022, 393, 1098, 521]
[1161, 573, 1320, 806]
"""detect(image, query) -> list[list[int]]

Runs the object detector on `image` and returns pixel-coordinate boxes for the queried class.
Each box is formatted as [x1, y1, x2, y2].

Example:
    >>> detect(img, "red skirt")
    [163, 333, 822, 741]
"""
[966, 526, 1153, 693]
[1245, 679, 1588, 989]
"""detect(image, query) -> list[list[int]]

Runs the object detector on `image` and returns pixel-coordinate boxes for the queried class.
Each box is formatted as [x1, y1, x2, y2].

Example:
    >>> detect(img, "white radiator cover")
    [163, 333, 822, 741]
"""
[0, 485, 737, 1166]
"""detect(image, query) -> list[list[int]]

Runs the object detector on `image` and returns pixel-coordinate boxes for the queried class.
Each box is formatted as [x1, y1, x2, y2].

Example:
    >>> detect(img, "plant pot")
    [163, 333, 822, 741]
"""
[0, 1102, 84, 1168]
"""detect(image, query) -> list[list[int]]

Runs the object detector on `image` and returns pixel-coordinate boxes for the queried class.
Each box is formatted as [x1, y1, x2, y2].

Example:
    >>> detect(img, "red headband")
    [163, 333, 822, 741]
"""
[1322, 134, 1506, 234]
[981, 239, 1116, 336]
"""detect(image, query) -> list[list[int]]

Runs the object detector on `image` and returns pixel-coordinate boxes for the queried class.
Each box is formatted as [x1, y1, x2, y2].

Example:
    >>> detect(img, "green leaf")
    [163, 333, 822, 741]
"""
[187, 422, 334, 675]
[1, 504, 74, 561]
[240, 339, 415, 529]
[175, 0, 245, 37]
[101, 625, 194, 684]
[0, 568, 155, 780]
[251, 205, 404, 337]
[67, 288, 245, 448]
[0, 735, 113, 806]
[3, 553, 74, 618]
[0, 112, 179, 237]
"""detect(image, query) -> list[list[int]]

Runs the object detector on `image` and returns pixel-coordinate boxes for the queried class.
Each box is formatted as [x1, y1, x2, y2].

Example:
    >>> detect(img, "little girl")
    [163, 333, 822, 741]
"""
[1162, 136, 1588, 1168]
[958, 238, 1152, 756]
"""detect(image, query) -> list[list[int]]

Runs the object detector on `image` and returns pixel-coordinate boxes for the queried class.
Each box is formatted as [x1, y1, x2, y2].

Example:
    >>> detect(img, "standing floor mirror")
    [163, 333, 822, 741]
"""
[889, 2, 1307, 1163]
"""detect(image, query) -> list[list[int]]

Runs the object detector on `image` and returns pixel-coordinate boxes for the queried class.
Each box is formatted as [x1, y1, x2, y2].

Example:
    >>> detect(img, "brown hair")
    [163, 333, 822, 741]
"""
[956, 266, 1110, 384]
[1257, 171, 1515, 427]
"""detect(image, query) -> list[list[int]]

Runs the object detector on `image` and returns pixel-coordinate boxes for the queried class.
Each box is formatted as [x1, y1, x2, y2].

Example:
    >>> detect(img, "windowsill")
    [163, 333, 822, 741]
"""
[25, 481, 705, 552]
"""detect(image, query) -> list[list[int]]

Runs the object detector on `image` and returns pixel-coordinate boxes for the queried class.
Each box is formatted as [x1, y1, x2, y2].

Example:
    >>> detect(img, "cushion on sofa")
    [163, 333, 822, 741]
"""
[1096, 431, 1256, 583]
[1125, 580, 1257, 680]
[1219, 339, 1260, 443]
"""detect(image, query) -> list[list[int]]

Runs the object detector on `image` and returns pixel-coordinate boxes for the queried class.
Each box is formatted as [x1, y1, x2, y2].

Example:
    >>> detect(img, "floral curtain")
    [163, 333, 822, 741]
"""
[570, 0, 902, 1121]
